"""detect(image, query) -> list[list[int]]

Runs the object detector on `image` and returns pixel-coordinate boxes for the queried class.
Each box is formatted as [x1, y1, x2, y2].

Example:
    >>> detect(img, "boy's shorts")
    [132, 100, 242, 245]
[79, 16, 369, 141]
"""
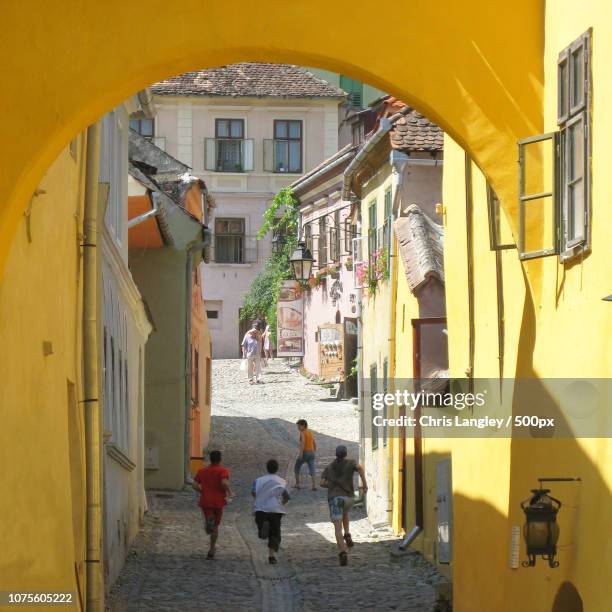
[202, 507, 224, 526]
[328, 496, 354, 522]
[294, 451, 316, 476]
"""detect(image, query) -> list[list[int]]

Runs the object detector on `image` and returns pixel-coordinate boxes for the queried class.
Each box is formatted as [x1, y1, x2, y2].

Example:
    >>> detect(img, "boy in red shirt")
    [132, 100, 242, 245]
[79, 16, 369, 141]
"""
[193, 450, 231, 559]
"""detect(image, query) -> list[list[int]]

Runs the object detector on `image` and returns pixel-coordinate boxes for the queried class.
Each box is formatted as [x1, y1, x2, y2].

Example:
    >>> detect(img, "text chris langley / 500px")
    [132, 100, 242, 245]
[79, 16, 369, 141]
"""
[371, 415, 556, 430]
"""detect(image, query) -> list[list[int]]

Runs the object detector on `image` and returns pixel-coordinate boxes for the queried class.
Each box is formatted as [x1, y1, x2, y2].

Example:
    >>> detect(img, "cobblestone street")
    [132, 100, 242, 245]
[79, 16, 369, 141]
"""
[108, 359, 442, 611]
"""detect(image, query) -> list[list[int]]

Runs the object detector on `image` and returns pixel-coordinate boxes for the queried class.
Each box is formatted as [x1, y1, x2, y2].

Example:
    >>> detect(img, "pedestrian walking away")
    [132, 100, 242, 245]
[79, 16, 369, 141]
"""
[320, 444, 368, 566]
[294, 419, 317, 490]
[193, 450, 232, 559]
[241, 326, 262, 384]
[252, 459, 291, 564]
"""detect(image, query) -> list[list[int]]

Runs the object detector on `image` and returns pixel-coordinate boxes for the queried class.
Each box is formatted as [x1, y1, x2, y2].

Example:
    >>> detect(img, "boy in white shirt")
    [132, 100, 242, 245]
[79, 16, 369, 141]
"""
[252, 459, 291, 564]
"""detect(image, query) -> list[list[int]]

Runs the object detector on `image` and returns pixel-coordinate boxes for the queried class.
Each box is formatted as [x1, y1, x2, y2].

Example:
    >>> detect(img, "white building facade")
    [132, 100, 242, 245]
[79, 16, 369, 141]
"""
[147, 64, 346, 357]
[99, 101, 153, 587]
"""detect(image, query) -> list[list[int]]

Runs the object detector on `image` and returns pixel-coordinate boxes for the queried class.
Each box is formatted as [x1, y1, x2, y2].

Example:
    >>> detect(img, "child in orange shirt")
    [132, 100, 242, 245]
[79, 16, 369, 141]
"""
[294, 419, 317, 490]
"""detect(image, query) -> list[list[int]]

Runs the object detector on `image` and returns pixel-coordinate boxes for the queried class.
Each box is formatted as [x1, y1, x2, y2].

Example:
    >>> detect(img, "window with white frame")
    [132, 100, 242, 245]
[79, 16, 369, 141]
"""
[214, 218, 246, 263]
[102, 111, 127, 249]
[329, 210, 341, 262]
[102, 276, 131, 456]
[205, 119, 254, 173]
[518, 29, 591, 261]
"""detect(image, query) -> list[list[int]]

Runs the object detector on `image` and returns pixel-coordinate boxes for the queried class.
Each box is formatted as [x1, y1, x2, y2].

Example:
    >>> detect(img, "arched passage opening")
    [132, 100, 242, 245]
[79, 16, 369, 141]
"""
[0, 0, 544, 275]
[1, 4, 570, 610]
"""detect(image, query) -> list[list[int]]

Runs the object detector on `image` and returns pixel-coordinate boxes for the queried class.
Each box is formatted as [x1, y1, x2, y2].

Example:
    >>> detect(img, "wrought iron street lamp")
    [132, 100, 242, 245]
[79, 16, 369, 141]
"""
[521, 487, 561, 568]
[290, 241, 314, 281]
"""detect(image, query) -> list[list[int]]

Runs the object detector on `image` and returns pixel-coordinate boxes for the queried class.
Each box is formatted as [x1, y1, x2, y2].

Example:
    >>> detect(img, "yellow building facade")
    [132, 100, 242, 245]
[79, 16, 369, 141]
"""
[0, 139, 90, 602]
[389, 3, 611, 610]
[0, 1, 610, 610]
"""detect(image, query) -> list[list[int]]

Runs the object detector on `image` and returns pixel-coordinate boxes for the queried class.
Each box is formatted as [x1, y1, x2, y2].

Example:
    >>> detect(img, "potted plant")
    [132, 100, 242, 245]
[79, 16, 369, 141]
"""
[327, 263, 340, 279]
[344, 256, 354, 271]
[307, 275, 318, 289]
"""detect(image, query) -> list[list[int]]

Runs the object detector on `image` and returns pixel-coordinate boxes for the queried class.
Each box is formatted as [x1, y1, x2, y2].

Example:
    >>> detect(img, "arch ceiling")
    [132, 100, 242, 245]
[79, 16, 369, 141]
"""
[0, 0, 543, 273]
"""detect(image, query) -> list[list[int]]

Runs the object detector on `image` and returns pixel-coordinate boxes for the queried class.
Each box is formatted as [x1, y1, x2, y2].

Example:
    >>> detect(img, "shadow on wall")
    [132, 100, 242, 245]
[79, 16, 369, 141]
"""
[552, 582, 583, 612]
[456, 268, 611, 611]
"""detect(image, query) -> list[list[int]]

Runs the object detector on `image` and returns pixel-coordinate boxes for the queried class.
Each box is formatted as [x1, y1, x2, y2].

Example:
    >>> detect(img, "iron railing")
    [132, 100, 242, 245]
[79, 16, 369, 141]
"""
[205, 138, 254, 173]
[209, 233, 258, 264]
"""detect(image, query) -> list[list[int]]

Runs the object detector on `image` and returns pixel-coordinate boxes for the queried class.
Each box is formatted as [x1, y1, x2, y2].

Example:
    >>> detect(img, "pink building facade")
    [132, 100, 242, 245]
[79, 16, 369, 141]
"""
[292, 145, 359, 390]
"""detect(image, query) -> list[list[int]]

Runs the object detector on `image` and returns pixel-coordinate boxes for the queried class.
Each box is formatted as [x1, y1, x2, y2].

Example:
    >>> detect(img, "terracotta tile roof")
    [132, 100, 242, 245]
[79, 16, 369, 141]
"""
[151, 63, 346, 99]
[389, 109, 443, 153]
[394, 205, 444, 292]
[291, 143, 358, 194]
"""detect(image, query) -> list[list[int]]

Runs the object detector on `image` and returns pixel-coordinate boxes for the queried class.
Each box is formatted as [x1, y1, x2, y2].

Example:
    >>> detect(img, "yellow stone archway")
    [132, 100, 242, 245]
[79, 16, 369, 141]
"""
[0, 0, 543, 275]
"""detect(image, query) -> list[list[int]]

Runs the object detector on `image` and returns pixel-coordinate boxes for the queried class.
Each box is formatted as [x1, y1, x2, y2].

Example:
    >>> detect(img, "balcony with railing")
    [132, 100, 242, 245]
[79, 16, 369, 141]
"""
[205, 138, 254, 173]
[263, 139, 303, 174]
[209, 233, 258, 264]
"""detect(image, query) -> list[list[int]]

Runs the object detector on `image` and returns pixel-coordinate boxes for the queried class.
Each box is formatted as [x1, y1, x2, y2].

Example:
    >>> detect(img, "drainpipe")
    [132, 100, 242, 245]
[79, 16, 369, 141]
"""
[184, 239, 208, 484]
[137, 89, 156, 120]
[465, 154, 475, 392]
[342, 107, 412, 201]
[128, 190, 160, 228]
[82, 123, 104, 609]
[387, 152, 408, 380]
[357, 290, 365, 468]
[386, 156, 404, 519]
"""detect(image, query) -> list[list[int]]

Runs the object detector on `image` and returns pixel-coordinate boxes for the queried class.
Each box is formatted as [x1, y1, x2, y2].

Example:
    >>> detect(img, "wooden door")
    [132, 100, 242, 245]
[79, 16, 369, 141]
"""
[343, 317, 358, 398]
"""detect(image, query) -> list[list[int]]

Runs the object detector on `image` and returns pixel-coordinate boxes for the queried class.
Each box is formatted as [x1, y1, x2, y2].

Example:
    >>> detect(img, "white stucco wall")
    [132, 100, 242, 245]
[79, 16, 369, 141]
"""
[101, 105, 152, 588]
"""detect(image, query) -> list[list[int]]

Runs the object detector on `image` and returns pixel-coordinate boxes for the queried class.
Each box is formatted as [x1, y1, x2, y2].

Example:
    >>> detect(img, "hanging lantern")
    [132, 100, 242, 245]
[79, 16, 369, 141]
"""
[290, 241, 314, 281]
[521, 488, 561, 568]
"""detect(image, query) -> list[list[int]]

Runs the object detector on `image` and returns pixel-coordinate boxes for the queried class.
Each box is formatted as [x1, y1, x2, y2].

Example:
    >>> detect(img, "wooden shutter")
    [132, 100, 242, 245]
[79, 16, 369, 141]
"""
[517, 132, 560, 260]
[243, 139, 254, 171]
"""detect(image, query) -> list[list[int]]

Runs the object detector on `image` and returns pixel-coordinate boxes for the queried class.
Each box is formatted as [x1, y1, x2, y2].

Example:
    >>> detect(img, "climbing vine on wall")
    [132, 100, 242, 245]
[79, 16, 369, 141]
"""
[240, 187, 299, 339]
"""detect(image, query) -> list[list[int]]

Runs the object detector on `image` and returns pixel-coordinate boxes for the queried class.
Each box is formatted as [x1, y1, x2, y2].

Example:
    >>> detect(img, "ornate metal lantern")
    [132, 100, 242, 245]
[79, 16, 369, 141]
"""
[521, 488, 561, 568]
[290, 241, 314, 281]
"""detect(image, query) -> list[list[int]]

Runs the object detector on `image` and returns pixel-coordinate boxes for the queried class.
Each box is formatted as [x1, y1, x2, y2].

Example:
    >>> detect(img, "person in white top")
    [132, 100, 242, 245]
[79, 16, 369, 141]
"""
[241, 327, 262, 384]
[262, 324, 274, 367]
[252, 459, 290, 564]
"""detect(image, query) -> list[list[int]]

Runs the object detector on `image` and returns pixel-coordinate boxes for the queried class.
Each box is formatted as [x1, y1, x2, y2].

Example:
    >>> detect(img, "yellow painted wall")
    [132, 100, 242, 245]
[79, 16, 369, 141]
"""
[436, 2, 612, 604]
[0, 140, 87, 605]
[0, 0, 544, 282]
[501, 4, 612, 610]
[360, 167, 394, 524]
[440, 141, 523, 608]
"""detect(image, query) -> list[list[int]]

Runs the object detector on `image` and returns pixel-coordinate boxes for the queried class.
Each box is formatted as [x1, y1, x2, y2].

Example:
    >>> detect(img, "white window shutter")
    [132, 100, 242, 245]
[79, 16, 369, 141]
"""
[352, 236, 367, 289]
[243, 139, 254, 171]
[263, 139, 274, 172]
[205, 139, 216, 171]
